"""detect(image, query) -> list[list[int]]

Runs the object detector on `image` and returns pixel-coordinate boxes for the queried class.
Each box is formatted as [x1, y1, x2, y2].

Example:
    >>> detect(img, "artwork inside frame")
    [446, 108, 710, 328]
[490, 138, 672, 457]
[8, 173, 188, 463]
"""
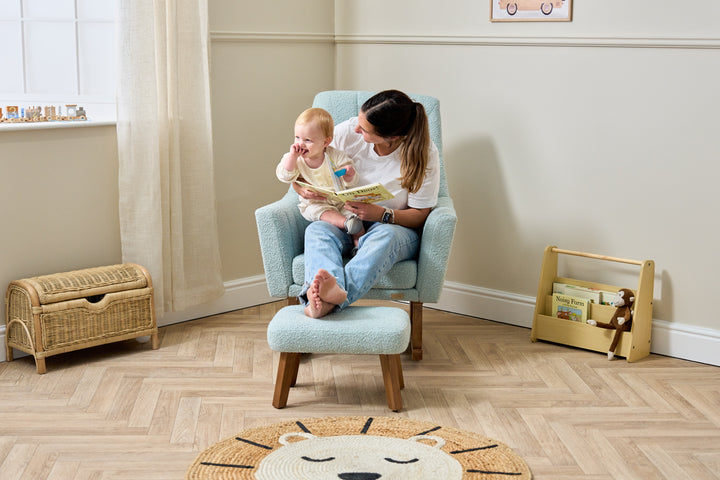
[491, 0, 573, 22]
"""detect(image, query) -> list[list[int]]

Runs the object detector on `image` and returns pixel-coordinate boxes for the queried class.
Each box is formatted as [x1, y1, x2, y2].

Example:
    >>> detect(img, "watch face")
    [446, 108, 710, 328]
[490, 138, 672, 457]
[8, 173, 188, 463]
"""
[382, 210, 392, 223]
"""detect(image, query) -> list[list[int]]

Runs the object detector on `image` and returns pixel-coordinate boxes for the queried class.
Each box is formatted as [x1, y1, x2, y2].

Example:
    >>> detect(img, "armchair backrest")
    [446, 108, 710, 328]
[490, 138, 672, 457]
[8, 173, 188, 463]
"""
[312, 90, 449, 198]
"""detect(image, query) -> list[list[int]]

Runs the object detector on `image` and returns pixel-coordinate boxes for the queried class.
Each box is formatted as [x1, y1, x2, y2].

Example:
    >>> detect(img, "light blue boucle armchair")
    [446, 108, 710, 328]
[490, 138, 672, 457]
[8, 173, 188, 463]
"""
[255, 91, 457, 360]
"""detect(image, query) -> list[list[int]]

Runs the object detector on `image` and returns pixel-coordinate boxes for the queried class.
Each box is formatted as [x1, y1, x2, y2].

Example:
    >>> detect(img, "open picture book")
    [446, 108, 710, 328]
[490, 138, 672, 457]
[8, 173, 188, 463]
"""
[296, 181, 394, 204]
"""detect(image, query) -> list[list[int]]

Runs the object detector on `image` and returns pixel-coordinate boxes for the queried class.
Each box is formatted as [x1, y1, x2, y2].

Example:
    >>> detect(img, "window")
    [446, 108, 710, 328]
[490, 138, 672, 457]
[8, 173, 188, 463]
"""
[0, 0, 116, 123]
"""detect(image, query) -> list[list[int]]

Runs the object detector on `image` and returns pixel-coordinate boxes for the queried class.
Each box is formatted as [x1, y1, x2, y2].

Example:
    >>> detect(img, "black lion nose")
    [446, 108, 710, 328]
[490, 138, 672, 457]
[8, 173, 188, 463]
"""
[338, 474, 381, 480]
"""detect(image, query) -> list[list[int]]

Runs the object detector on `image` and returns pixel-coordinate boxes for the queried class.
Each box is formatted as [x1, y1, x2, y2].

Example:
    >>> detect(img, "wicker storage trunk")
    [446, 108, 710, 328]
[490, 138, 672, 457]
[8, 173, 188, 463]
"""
[5, 263, 158, 374]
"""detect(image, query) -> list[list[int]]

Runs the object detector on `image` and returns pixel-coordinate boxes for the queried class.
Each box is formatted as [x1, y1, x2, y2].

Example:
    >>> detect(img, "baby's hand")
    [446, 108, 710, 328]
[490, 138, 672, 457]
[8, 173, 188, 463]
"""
[341, 165, 356, 180]
[289, 143, 307, 159]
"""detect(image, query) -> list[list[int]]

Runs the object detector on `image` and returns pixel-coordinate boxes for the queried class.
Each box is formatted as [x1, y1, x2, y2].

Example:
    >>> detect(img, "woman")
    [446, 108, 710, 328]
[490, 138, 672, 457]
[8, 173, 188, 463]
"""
[296, 90, 440, 318]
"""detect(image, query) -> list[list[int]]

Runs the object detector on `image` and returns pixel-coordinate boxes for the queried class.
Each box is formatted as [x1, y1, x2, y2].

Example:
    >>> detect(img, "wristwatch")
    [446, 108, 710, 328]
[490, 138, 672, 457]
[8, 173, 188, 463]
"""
[381, 207, 395, 224]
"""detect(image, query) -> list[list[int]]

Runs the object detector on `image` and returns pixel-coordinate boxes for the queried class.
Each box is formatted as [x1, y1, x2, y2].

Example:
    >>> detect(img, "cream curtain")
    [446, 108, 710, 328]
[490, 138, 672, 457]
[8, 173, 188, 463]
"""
[116, 0, 224, 315]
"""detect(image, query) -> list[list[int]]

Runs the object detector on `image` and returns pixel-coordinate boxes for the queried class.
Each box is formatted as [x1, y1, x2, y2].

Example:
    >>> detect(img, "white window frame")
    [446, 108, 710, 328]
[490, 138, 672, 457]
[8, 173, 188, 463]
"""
[0, 0, 117, 126]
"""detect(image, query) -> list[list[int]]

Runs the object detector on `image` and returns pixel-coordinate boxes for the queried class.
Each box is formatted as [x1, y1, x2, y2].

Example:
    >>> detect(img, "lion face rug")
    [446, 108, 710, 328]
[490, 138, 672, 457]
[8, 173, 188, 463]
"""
[186, 416, 531, 479]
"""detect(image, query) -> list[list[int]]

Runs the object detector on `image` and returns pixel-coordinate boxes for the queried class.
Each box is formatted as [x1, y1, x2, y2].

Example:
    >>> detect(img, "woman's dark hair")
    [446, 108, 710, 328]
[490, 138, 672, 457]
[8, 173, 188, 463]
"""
[361, 90, 430, 193]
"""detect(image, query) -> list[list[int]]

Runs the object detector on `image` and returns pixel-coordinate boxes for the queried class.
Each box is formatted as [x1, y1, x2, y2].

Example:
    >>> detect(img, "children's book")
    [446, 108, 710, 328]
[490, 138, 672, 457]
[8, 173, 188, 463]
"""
[552, 283, 601, 304]
[296, 181, 394, 204]
[551, 293, 589, 323]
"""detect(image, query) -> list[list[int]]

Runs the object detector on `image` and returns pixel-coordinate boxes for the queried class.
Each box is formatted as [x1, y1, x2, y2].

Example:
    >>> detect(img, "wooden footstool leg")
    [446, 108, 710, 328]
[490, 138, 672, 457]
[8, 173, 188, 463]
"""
[273, 352, 301, 409]
[380, 354, 403, 412]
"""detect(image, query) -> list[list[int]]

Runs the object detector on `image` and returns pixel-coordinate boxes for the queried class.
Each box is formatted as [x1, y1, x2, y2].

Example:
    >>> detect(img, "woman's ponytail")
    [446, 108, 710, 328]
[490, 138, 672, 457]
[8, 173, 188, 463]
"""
[399, 102, 429, 193]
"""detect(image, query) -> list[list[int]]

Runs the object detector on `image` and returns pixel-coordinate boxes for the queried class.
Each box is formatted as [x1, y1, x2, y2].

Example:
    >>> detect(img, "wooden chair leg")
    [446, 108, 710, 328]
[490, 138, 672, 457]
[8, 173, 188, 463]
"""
[410, 301, 423, 361]
[272, 352, 301, 409]
[380, 354, 403, 411]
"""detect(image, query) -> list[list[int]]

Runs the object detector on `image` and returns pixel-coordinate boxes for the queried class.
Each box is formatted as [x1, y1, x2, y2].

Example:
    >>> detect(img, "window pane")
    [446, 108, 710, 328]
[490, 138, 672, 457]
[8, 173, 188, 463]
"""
[78, 21, 116, 96]
[22, 0, 74, 19]
[0, 1, 21, 19]
[24, 21, 77, 94]
[77, 0, 116, 20]
[0, 22, 23, 93]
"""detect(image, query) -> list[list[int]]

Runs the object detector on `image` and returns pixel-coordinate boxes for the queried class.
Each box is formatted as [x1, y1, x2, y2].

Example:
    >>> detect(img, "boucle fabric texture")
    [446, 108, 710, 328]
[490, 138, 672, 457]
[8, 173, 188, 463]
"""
[267, 305, 410, 355]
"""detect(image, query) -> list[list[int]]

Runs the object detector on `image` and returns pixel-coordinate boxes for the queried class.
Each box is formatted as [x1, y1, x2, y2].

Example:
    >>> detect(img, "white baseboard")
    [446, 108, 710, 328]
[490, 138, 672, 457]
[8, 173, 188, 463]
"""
[3, 277, 718, 367]
[156, 275, 275, 327]
[429, 281, 720, 367]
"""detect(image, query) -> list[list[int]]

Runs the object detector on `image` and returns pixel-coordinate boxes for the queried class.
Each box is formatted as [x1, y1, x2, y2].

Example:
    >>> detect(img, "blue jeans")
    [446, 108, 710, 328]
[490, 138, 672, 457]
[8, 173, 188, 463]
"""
[300, 220, 420, 311]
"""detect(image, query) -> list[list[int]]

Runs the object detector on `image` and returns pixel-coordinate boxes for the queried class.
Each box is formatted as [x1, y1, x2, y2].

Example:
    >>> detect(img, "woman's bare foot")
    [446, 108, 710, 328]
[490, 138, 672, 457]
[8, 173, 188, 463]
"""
[315, 269, 347, 305]
[305, 280, 336, 318]
[303, 269, 347, 318]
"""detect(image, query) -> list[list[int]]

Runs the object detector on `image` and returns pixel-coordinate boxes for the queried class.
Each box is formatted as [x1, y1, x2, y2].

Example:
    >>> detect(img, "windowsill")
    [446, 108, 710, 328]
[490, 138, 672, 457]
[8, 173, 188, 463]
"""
[0, 120, 116, 132]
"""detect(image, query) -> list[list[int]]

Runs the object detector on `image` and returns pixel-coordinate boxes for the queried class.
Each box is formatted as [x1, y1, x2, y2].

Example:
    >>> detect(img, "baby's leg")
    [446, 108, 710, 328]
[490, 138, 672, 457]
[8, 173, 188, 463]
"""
[321, 208, 362, 235]
[319, 209, 349, 230]
[352, 227, 365, 248]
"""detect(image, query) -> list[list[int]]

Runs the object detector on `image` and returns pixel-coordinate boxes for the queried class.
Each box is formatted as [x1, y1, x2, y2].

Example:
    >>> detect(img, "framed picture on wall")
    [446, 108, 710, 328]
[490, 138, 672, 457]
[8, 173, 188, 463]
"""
[491, 0, 573, 22]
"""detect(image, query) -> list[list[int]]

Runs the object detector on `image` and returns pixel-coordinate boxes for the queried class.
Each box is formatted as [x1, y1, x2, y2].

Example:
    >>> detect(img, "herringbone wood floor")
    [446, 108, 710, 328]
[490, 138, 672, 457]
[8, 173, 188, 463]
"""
[1, 300, 719, 479]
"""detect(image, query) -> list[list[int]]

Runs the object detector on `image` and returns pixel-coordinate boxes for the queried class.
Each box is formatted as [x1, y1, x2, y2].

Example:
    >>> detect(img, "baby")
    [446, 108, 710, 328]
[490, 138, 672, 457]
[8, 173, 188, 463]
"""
[276, 107, 363, 239]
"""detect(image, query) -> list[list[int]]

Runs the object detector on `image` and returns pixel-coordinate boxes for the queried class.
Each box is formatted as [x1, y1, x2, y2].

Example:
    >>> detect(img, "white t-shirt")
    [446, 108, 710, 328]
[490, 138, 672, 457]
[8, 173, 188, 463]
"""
[331, 117, 440, 211]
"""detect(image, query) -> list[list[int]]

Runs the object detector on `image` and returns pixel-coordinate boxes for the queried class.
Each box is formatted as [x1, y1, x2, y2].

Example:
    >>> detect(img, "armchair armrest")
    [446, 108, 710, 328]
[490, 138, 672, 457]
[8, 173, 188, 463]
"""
[416, 196, 458, 302]
[255, 191, 309, 297]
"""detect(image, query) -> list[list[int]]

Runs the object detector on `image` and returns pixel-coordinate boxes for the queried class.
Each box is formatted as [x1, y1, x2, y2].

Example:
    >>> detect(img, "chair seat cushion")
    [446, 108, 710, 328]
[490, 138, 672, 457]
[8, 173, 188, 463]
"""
[267, 305, 410, 355]
[291, 254, 417, 289]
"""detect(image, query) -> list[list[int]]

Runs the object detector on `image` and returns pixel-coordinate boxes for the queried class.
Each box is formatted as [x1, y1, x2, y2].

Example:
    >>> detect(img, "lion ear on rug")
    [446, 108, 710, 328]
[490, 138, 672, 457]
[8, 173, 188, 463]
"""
[587, 288, 635, 360]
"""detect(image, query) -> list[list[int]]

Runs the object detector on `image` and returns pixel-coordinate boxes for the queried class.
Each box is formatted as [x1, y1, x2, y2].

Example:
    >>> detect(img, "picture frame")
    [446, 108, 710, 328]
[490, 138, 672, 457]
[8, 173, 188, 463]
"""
[491, 0, 572, 22]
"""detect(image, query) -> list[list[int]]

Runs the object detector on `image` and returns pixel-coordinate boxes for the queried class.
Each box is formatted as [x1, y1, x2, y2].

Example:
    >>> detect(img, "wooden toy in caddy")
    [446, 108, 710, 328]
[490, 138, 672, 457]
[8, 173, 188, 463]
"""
[5, 263, 158, 374]
[531, 246, 654, 362]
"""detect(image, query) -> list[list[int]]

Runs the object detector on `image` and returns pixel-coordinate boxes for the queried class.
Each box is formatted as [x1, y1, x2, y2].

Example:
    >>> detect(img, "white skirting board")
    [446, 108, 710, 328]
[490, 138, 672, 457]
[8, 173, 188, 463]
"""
[430, 281, 720, 367]
[3, 277, 719, 367]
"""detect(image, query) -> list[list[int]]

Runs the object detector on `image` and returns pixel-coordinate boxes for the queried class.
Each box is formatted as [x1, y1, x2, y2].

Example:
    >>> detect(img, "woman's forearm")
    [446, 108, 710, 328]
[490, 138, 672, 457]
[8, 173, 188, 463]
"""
[392, 207, 431, 229]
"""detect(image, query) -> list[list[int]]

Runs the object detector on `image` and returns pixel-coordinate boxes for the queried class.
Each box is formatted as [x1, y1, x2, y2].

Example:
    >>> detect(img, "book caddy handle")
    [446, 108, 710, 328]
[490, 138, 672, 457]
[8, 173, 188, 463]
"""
[530, 246, 655, 362]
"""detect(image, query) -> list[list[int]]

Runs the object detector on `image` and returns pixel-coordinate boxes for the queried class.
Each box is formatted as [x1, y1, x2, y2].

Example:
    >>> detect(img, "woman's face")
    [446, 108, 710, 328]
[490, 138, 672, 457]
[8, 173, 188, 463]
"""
[355, 112, 386, 145]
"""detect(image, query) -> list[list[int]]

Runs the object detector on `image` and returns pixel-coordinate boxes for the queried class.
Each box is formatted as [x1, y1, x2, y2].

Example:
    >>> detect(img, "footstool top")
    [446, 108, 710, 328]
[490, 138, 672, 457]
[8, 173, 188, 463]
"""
[267, 305, 410, 355]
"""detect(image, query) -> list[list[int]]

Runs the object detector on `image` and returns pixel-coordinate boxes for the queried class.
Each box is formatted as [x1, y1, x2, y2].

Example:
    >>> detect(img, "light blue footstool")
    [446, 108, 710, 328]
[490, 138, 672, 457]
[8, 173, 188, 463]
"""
[267, 305, 410, 411]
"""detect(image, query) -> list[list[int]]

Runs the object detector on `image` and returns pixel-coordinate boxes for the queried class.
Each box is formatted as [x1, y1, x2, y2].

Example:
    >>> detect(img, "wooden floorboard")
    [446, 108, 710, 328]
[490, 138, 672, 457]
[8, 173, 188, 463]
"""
[1, 300, 719, 479]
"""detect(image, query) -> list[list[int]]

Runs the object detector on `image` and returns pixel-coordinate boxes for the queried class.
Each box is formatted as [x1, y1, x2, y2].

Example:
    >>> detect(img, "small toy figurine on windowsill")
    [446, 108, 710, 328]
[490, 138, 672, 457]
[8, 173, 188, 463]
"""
[587, 288, 634, 360]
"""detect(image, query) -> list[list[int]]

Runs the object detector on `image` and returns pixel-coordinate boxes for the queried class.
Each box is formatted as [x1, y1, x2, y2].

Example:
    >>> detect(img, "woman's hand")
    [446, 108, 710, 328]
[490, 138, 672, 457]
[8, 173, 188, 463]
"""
[345, 201, 383, 222]
[293, 182, 327, 201]
[345, 202, 432, 229]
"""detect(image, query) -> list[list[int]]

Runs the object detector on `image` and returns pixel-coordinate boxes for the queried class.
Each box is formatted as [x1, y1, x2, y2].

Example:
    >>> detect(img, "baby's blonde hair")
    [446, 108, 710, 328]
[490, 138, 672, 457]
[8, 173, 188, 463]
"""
[295, 108, 334, 139]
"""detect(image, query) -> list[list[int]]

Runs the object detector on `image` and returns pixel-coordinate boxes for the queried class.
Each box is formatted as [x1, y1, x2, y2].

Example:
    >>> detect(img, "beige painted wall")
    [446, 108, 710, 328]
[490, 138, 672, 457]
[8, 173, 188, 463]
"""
[1, 0, 718, 351]
[333, 0, 720, 330]
[0, 125, 122, 286]
[209, 0, 335, 280]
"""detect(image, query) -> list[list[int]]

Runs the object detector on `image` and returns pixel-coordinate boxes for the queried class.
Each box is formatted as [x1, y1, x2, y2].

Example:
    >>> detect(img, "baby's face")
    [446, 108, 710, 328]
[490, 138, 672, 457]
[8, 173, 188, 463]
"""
[294, 122, 330, 160]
